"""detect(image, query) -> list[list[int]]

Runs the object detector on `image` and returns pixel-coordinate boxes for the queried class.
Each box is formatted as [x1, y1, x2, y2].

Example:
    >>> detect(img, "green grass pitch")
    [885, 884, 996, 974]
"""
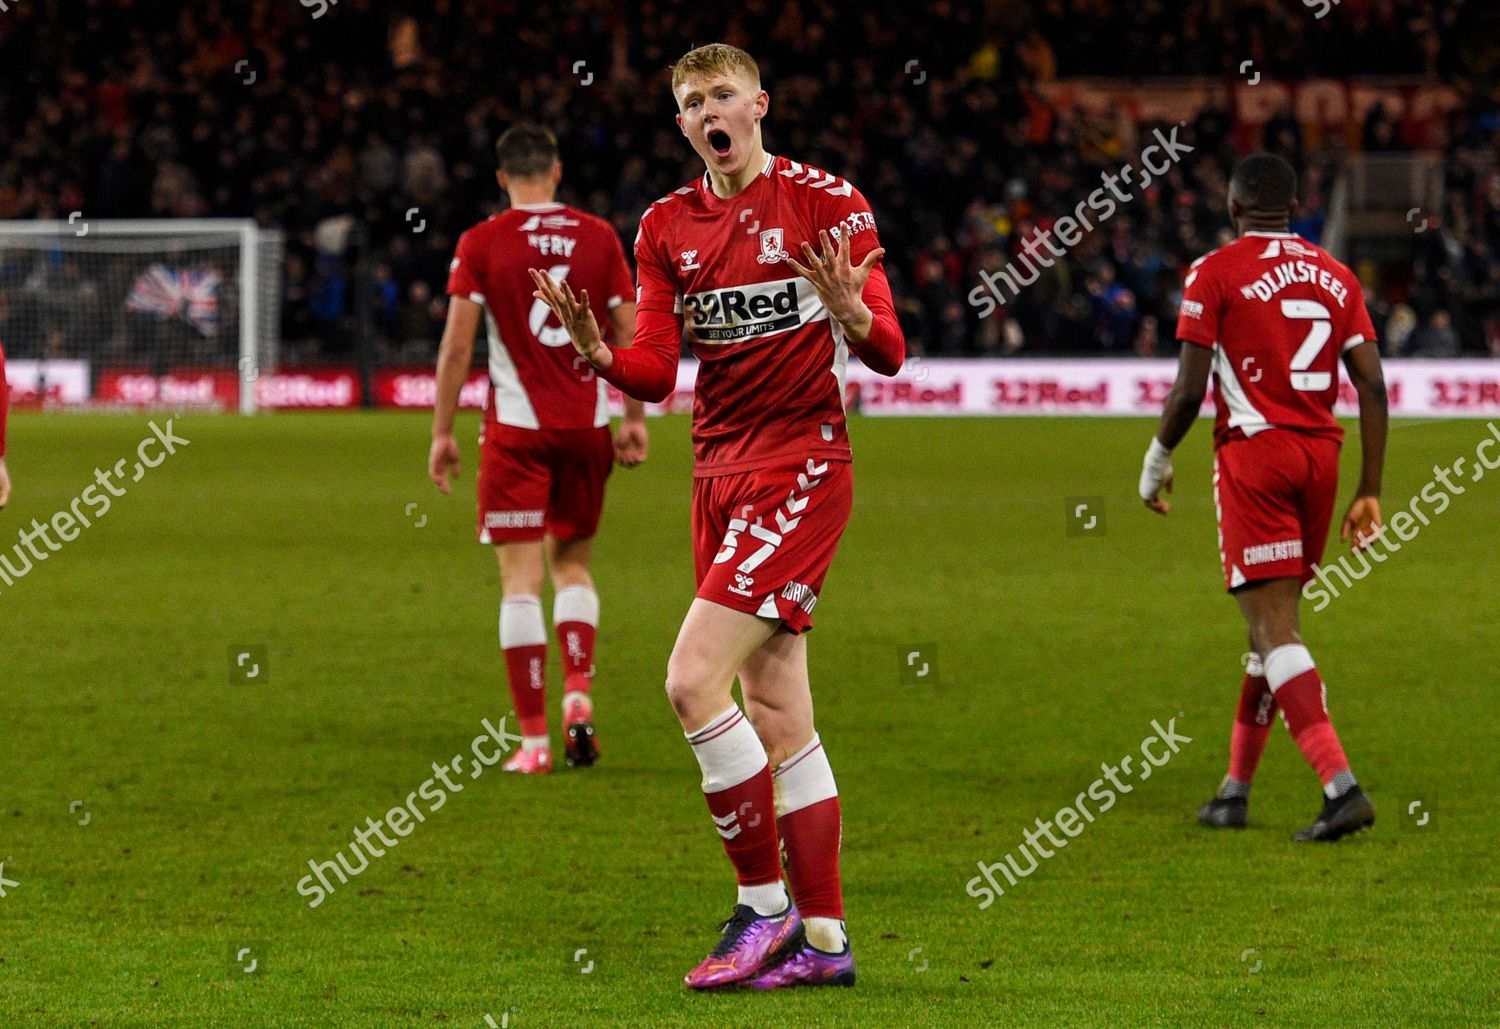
[2, 410, 1495, 1026]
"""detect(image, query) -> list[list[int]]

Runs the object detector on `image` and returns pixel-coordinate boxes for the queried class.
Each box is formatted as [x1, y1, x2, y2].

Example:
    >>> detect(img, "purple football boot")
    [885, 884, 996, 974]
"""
[744, 934, 856, 990]
[683, 902, 802, 990]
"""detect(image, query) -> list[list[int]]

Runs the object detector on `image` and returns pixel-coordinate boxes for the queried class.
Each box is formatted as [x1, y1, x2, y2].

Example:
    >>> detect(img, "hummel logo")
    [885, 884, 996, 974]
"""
[712, 811, 741, 840]
[680, 249, 701, 271]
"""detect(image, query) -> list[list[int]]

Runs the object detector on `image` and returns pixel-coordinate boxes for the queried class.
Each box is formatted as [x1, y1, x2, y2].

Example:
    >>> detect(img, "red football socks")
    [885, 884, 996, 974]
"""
[687, 707, 782, 888]
[500, 596, 548, 739]
[1227, 657, 1277, 787]
[553, 585, 598, 697]
[1264, 644, 1353, 794]
[774, 735, 844, 920]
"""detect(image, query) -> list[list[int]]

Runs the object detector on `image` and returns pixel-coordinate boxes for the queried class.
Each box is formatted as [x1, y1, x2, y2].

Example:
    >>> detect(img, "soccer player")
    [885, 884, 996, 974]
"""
[531, 44, 905, 989]
[429, 124, 649, 775]
[1139, 153, 1387, 842]
[0, 336, 10, 509]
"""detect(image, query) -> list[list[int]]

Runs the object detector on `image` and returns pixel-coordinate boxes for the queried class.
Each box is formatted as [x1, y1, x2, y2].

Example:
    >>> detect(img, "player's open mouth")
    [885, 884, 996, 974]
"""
[707, 129, 732, 158]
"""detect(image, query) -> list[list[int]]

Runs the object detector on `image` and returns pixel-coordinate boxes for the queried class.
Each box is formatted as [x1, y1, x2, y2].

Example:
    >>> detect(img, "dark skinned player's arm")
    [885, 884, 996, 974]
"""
[1155, 342, 1214, 449]
[1139, 342, 1213, 512]
[1341, 341, 1387, 501]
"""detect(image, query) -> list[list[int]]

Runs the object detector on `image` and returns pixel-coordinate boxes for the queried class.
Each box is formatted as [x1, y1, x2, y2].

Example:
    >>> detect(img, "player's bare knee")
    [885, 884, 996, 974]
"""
[501, 579, 544, 599]
[664, 660, 726, 727]
[496, 544, 545, 596]
[1249, 617, 1300, 655]
[552, 567, 593, 590]
[742, 702, 810, 765]
[547, 538, 594, 588]
[1258, 626, 1302, 653]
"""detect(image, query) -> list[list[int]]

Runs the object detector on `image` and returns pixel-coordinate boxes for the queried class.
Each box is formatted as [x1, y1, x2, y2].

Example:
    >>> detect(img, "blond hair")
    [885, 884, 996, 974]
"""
[670, 43, 760, 94]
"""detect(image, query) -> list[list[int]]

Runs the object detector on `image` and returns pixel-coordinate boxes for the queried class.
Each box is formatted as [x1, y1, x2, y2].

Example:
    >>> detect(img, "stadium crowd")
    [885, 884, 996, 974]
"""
[1, 0, 1497, 362]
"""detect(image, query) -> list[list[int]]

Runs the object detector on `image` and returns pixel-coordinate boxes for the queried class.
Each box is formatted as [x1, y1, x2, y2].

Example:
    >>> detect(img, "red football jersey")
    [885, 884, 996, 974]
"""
[447, 203, 634, 431]
[1176, 231, 1377, 446]
[625, 154, 904, 476]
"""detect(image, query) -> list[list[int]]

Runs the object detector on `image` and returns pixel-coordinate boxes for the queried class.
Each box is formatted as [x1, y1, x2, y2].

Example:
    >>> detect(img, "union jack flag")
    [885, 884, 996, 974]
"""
[125, 264, 222, 336]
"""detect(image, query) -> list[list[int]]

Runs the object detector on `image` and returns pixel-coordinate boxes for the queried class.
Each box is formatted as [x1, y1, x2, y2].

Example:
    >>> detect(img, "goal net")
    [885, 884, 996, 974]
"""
[0, 219, 283, 413]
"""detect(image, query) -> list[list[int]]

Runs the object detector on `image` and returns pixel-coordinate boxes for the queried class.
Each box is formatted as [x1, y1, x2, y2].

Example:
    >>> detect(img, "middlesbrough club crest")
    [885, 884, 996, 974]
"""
[755, 228, 790, 265]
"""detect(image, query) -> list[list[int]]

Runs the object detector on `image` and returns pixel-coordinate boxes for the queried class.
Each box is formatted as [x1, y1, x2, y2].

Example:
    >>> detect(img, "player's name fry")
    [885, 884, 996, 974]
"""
[296, 714, 523, 908]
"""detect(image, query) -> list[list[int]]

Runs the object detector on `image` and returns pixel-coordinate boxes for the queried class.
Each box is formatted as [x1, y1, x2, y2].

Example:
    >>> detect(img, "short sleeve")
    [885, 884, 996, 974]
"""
[1342, 277, 1378, 352]
[1175, 257, 1221, 348]
[446, 230, 485, 303]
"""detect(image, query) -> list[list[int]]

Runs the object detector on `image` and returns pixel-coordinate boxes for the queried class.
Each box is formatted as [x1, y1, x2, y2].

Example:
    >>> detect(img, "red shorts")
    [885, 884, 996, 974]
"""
[1214, 429, 1340, 592]
[477, 423, 613, 544]
[692, 458, 854, 634]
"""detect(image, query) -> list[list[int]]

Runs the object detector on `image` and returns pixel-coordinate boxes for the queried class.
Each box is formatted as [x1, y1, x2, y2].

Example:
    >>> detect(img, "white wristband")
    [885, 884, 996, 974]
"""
[1139, 438, 1174, 501]
[1144, 438, 1173, 470]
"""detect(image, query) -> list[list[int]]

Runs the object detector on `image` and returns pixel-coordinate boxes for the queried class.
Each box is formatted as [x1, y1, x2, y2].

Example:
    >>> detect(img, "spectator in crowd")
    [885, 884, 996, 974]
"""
[1414, 309, 1462, 356]
[0, 0, 1491, 361]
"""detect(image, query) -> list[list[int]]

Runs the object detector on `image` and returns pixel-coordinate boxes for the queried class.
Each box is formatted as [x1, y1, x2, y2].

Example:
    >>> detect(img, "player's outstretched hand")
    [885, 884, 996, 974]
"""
[787, 230, 884, 329]
[1341, 495, 1382, 551]
[528, 269, 609, 369]
[614, 417, 649, 467]
[0, 455, 10, 509]
[429, 433, 460, 495]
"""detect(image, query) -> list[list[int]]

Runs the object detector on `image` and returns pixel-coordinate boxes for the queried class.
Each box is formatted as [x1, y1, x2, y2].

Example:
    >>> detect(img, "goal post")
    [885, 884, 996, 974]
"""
[0, 219, 283, 413]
